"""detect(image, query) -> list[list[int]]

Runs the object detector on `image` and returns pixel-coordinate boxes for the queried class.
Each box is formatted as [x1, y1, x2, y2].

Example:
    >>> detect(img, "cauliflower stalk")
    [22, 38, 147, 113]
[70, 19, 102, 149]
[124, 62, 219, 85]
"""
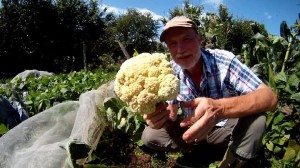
[114, 53, 179, 115]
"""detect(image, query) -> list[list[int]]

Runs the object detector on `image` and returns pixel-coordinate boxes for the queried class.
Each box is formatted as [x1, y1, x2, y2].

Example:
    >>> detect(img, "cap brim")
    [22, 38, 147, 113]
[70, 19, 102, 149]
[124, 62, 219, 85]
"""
[160, 16, 198, 42]
[160, 26, 197, 42]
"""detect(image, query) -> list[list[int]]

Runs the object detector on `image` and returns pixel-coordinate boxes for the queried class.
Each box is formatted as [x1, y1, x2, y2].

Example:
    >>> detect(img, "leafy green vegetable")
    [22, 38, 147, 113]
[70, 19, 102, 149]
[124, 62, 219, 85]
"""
[0, 124, 9, 135]
[101, 97, 145, 145]
[66, 139, 91, 168]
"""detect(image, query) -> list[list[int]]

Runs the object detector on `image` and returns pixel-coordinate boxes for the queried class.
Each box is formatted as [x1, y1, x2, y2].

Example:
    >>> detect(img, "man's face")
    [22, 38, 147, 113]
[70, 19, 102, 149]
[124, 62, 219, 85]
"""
[165, 27, 201, 71]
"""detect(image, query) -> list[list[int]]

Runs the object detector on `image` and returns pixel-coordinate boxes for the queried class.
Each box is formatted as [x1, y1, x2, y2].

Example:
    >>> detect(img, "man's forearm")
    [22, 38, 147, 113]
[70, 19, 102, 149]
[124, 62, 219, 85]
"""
[215, 83, 278, 118]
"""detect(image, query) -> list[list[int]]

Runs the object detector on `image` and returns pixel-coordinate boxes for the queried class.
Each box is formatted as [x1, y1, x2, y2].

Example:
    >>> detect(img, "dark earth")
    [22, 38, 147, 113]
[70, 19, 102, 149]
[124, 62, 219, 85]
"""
[86, 130, 268, 168]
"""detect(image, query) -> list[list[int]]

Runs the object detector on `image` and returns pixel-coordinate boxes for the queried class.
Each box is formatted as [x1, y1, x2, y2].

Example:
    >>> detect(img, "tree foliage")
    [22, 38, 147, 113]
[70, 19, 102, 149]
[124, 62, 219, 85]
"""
[241, 19, 300, 167]
[0, 2, 162, 77]
[0, 0, 300, 167]
[164, 0, 268, 54]
[0, 0, 106, 76]
[108, 8, 160, 58]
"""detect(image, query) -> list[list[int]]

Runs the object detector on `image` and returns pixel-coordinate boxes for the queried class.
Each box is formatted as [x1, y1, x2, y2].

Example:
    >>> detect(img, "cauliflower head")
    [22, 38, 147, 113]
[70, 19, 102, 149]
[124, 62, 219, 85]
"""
[114, 53, 179, 115]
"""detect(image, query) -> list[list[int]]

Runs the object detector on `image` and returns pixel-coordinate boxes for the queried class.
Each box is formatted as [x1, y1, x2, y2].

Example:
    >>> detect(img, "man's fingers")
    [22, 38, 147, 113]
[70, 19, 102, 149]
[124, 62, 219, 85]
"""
[182, 119, 205, 143]
[148, 114, 168, 129]
[156, 101, 168, 110]
[168, 104, 178, 121]
[144, 102, 168, 119]
[145, 109, 169, 129]
[181, 108, 216, 143]
[180, 116, 197, 127]
[180, 104, 206, 128]
[181, 98, 202, 108]
[144, 108, 167, 120]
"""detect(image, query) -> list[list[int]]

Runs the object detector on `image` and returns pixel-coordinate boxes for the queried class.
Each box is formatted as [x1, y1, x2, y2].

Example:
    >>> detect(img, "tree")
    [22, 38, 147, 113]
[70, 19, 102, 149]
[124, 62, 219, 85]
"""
[0, 0, 106, 76]
[165, 1, 268, 54]
[54, 0, 106, 71]
[108, 9, 160, 58]
[162, 0, 203, 26]
[0, 0, 60, 75]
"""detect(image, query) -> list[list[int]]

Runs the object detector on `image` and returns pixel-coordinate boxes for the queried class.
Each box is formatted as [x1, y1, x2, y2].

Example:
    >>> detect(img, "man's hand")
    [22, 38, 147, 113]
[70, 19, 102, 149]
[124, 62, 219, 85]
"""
[143, 102, 178, 129]
[180, 97, 224, 143]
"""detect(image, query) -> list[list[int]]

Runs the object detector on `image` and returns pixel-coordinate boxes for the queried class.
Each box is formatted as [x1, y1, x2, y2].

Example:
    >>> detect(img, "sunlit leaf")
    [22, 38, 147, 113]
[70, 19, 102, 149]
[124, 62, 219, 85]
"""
[266, 141, 274, 151]
[117, 118, 126, 129]
[274, 146, 282, 153]
[291, 92, 300, 102]
[252, 33, 265, 40]
[106, 108, 114, 121]
[266, 111, 275, 128]
[278, 134, 290, 145]
[60, 88, 68, 94]
[280, 121, 295, 129]
[283, 140, 300, 161]
[287, 74, 300, 88]
[24, 100, 33, 105]
[275, 72, 287, 82]
[251, 63, 265, 75]
[117, 108, 123, 121]
[296, 150, 300, 162]
[133, 49, 139, 57]
[136, 139, 143, 147]
[292, 51, 300, 59]
[284, 84, 294, 94]
[270, 132, 280, 138]
[38, 102, 43, 111]
[0, 124, 9, 134]
[273, 112, 285, 125]
[271, 124, 279, 130]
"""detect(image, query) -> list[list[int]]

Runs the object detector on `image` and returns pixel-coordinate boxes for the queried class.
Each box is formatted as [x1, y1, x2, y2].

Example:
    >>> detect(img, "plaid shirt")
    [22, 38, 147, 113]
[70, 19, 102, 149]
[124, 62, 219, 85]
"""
[170, 48, 262, 121]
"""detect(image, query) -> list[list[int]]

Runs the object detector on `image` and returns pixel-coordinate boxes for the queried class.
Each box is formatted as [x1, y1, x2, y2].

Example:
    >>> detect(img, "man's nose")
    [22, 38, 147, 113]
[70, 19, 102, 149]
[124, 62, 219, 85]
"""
[177, 42, 185, 53]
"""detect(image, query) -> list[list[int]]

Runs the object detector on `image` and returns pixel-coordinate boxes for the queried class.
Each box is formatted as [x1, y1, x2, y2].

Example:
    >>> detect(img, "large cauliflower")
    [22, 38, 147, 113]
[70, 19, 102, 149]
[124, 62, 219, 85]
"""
[114, 53, 179, 115]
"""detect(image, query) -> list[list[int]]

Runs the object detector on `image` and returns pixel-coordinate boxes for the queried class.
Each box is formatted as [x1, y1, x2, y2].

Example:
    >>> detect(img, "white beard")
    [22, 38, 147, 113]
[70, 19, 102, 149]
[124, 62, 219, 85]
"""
[176, 53, 201, 70]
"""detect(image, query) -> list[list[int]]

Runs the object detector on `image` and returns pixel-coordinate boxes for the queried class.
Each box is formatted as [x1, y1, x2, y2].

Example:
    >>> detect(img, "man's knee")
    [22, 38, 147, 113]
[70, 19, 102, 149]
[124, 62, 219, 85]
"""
[142, 126, 169, 151]
[246, 113, 266, 137]
[142, 126, 181, 152]
[141, 127, 155, 148]
[235, 113, 266, 137]
[230, 113, 267, 159]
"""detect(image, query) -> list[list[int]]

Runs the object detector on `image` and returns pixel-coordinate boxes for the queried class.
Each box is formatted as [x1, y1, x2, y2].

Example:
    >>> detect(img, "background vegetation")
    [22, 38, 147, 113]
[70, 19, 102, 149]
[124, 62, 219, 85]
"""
[0, 0, 299, 167]
[0, 0, 162, 77]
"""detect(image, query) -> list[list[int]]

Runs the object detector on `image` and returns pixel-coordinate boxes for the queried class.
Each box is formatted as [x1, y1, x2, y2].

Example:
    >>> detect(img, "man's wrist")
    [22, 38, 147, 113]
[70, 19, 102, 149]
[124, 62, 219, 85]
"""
[212, 99, 225, 120]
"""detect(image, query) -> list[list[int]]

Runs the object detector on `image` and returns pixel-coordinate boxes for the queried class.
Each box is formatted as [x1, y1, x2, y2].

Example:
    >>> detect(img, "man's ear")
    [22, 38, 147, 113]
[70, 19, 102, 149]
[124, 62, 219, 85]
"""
[197, 34, 202, 43]
[197, 35, 202, 46]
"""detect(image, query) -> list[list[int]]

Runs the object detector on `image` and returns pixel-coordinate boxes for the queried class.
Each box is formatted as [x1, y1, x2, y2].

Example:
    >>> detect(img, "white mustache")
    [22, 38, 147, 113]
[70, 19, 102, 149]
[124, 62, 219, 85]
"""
[176, 53, 190, 59]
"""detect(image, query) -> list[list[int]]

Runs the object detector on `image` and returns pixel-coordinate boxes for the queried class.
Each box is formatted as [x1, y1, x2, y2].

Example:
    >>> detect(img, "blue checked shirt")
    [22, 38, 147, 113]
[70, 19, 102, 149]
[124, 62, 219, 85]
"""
[170, 48, 262, 125]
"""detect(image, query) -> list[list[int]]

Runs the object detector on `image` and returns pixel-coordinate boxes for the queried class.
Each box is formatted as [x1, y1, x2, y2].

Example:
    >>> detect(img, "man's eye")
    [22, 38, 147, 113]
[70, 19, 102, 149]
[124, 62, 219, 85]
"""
[167, 42, 176, 46]
[184, 38, 192, 42]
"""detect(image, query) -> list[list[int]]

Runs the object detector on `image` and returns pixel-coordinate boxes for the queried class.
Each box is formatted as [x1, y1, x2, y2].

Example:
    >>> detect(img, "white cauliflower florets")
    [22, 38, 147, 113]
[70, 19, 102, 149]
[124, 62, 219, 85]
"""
[114, 53, 179, 114]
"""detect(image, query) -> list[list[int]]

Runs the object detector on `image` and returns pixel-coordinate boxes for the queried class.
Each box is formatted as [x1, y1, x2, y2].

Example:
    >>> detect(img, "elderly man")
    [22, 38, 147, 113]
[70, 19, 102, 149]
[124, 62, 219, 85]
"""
[142, 16, 278, 167]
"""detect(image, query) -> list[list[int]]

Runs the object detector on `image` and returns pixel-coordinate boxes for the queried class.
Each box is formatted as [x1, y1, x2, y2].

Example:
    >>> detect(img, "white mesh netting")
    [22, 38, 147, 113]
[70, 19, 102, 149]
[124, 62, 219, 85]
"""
[0, 80, 115, 168]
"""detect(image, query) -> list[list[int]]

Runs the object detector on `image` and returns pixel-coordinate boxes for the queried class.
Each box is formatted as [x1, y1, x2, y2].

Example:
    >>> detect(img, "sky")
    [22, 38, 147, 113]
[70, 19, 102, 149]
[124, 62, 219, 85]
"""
[100, 0, 300, 36]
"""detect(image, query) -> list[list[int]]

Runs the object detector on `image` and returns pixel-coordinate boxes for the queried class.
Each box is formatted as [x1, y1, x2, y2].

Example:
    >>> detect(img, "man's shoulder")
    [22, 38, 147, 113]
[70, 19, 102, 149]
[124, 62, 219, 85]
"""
[201, 48, 235, 60]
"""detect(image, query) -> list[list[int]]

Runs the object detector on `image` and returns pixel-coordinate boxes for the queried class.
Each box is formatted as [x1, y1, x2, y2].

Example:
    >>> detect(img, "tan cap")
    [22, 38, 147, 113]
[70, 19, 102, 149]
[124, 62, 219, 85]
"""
[160, 16, 198, 42]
